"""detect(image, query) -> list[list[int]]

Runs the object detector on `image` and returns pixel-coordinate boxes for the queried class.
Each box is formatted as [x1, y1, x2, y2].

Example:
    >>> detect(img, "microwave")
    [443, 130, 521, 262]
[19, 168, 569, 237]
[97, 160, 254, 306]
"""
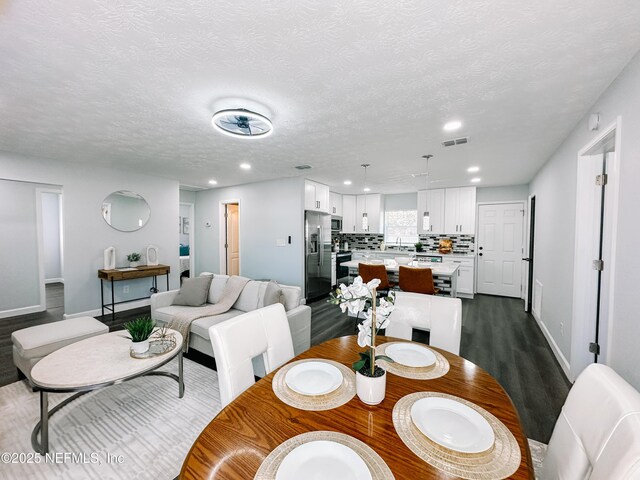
[331, 217, 342, 231]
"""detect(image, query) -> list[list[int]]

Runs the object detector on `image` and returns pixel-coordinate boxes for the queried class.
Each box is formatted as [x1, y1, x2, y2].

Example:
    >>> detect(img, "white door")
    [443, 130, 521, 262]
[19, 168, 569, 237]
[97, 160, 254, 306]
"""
[226, 204, 240, 275]
[477, 203, 524, 297]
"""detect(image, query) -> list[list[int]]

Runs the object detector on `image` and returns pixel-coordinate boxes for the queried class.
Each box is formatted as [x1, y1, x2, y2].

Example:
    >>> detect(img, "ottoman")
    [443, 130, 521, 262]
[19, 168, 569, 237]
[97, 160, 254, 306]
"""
[12, 316, 108, 383]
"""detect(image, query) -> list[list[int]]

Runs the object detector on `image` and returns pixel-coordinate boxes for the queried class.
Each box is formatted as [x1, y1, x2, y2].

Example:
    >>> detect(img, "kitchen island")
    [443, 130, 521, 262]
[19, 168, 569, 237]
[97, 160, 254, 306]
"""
[341, 259, 460, 297]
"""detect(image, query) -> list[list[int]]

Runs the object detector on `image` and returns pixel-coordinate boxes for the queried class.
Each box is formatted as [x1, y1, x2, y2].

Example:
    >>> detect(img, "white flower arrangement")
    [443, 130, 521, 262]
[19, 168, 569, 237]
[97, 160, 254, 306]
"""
[329, 276, 395, 376]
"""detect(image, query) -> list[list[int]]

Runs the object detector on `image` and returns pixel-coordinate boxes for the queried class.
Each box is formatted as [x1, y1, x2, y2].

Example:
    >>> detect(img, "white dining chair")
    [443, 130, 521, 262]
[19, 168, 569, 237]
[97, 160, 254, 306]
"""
[209, 303, 295, 408]
[529, 363, 640, 479]
[385, 291, 462, 355]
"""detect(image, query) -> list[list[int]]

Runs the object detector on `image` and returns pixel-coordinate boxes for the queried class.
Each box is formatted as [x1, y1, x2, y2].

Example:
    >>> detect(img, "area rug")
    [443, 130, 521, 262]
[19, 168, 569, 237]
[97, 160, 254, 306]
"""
[0, 358, 221, 480]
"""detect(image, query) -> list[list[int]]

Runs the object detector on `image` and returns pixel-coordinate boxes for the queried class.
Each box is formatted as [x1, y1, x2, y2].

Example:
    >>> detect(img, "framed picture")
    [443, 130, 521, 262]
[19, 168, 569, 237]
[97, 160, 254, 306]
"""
[182, 217, 190, 235]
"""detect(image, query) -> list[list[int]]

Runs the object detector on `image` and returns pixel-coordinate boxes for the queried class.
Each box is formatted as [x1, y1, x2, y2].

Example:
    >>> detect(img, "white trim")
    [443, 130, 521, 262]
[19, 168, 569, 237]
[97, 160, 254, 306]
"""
[45, 278, 64, 284]
[532, 309, 572, 380]
[0, 304, 46, 320]
[180, 202, 195, 277]
[63, 298, 151, 320]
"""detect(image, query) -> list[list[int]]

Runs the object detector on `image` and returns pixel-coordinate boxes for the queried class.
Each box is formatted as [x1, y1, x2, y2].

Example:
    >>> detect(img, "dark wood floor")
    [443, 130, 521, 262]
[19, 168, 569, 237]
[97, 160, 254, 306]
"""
[1, 285, 569, 443]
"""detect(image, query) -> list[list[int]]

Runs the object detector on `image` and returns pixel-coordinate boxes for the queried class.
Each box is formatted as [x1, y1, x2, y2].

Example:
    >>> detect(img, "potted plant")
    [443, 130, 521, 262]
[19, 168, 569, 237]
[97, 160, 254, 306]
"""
[329, 276, 395, 405]
[414, 242, 424, 252]
[127, 252, 142, 267]
[123, 316, 156, 354]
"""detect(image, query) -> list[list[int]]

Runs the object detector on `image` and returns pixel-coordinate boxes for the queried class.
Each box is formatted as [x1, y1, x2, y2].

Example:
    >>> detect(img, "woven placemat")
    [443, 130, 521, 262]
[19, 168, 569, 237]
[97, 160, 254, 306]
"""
[376, 342, 450, 380]
[392, 392, 521, 480]
[254, 430, 395, 479]
[272, 359, 356, 411]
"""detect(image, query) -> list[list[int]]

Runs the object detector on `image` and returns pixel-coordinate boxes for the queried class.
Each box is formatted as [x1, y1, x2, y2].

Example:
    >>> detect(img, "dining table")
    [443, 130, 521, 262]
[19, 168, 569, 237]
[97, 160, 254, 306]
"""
[180, 335, 534, 479]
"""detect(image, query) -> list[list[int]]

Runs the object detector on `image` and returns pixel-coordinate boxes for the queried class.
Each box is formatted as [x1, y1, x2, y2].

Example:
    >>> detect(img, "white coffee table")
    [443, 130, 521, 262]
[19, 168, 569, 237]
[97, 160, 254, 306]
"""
[30, 329, 184, 454]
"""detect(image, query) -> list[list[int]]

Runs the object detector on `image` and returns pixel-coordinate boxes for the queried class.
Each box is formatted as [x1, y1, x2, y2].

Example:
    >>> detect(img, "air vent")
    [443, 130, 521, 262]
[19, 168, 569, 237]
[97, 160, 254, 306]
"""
[294, 164, 312, 170]
[442, 137, 469, 147]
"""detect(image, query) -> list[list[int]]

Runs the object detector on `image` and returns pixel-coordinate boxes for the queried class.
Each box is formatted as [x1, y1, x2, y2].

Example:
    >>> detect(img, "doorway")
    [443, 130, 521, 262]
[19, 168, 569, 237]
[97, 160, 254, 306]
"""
[37, 187, 64, 316]
[570, 119, 620, 380]
[179, 202, 194, 280]
[224, 203, 240, 275]
[524, 196, 536, 312]
[476, 202, 525, 297]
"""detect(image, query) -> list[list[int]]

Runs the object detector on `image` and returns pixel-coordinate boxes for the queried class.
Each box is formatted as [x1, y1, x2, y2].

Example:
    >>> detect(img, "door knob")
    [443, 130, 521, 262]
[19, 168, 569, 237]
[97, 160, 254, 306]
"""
[522, 258, 531, 261]
[479, 253, 483, 256]
[479, 246, 483, 250]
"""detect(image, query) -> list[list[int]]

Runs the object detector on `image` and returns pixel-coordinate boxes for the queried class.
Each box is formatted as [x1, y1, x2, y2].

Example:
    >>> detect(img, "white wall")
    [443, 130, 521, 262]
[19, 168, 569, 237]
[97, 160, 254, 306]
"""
[476, 185, 529, 203]
[0, 180, 42, 312]
[529, 50, 640, 389]
[195, 177, 305, 290]
[42, 191, 62, 281]
[0, 152, 180, 316]
[384, 193, 417, 211]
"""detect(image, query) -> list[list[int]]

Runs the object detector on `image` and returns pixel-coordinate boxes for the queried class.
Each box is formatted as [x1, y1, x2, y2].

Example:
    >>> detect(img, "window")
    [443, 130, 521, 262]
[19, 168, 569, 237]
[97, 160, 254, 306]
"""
[384, 210, 418, 245]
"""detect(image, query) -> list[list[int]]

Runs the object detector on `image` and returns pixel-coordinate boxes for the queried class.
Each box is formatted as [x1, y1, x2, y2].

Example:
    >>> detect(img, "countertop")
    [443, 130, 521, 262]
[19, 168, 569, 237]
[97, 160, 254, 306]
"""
[350, 249, 475, 258]
[342, 259, 459, 276]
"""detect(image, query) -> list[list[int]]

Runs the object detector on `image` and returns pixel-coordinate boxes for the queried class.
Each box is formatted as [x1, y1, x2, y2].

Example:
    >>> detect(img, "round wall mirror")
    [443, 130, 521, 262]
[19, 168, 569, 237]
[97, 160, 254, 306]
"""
[101, 191, 151, 232]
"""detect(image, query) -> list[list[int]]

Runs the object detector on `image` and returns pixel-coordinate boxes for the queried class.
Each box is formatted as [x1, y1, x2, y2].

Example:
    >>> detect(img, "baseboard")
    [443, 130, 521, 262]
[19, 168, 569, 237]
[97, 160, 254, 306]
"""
[532, 310, 572, 381]
[0, 304, 46, 319]
[63, 298, 151, 319]
[45, 278, 64, 284]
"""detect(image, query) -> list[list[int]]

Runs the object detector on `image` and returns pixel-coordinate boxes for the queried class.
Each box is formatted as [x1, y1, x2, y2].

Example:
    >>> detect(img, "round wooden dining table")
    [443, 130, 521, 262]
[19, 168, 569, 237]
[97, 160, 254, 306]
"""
[180, 335, 534, 479]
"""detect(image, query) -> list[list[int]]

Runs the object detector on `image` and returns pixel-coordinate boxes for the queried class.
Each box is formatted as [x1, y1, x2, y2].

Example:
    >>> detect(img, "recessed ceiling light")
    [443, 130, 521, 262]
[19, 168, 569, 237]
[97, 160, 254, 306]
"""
[363, 187, 371, 192]
[240, 163, 251, 170]
[343, 180, 352, 185]
[443, 120, 462, 132]
[208, 179, 218, 185]
[471, 177, 481, 183]
[467, 166, 480, 173]
[212, 109, 273, 139]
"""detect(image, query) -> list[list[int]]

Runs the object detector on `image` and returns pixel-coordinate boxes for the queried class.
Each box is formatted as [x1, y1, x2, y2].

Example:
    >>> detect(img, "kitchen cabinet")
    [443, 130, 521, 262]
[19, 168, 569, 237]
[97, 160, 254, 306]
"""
[329, 192, 342, 216]
[417, 189, 445, 234]
[342, 195, 357, 233]
[445, 255, 475, 298]
[304, 180, 330, 213]
[444, 187, 476, 234]
[356, 194, 383, 233]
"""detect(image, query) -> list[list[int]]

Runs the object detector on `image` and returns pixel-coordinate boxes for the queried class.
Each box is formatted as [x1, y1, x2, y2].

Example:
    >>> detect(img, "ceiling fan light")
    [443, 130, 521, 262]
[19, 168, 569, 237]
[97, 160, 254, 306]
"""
[212, 109, 273, 139]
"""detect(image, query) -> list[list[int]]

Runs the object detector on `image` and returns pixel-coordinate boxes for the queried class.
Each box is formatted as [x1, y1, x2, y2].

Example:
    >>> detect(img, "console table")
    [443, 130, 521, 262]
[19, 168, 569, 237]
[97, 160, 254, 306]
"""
[98, 265, 170, 321]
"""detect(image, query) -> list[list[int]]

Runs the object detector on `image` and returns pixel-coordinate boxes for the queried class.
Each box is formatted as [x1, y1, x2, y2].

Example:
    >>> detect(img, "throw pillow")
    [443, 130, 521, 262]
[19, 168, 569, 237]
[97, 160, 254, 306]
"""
[263, 280, 283, 307]
[172, 275, 213, 306]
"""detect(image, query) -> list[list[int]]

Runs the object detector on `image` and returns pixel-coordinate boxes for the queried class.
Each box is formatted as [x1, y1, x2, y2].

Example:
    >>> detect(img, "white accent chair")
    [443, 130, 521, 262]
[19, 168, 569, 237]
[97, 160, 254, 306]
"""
[385, 292, 462, 355]
[529, 363, 640, 479]
[209, 303, 295, 408]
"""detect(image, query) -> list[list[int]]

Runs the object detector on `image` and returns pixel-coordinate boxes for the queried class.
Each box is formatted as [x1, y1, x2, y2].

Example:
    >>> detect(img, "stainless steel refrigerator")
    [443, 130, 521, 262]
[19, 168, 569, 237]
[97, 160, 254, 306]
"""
[305, 211, 332, 301]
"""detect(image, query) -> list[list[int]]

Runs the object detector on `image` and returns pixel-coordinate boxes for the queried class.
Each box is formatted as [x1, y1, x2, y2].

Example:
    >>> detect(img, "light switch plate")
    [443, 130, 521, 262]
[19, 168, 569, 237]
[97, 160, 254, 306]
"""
[276, 239, 286, 247]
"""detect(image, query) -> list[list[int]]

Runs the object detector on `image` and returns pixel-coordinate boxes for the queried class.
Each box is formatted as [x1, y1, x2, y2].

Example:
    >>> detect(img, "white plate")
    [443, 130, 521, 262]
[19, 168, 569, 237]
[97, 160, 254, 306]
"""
[285, 361, 343, 396]
[410, 397, 495, 453]
[276, 440, 372, 480]
[385, 343, 436, 368]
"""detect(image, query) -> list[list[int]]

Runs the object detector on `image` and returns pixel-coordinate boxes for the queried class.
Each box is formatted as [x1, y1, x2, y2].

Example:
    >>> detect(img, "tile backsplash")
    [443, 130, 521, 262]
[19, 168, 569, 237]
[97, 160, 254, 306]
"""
[335, 233, 475, 255]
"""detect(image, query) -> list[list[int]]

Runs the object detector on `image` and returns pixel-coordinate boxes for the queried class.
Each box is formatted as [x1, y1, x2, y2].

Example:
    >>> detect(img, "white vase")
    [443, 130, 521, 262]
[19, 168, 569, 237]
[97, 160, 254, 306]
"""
[131, 339, 149, 354]
[356, 369, 387, 405]
[129, 261, 140, 268]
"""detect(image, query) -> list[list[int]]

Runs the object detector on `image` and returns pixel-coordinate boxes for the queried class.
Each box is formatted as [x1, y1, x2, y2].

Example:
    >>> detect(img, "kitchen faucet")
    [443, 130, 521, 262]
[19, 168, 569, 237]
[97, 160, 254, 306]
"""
[396, 237, 402, 248]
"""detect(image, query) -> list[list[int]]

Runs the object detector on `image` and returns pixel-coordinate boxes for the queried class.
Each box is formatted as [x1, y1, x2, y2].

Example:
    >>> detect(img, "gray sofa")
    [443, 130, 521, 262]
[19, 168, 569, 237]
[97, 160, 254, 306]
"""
[150, 274, 311, 359]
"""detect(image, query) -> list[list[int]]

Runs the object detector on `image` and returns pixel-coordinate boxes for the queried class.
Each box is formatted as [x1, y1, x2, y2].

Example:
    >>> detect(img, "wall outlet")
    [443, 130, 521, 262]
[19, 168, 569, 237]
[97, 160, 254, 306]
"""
[560, 322, 564, 337]
[123, 286, 130, 294]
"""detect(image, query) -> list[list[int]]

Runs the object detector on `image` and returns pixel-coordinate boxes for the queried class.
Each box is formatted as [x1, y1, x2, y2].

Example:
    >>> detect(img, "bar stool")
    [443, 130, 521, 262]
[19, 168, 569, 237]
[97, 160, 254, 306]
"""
[398, 265, 439, 295]
[358, 263, 395, 294]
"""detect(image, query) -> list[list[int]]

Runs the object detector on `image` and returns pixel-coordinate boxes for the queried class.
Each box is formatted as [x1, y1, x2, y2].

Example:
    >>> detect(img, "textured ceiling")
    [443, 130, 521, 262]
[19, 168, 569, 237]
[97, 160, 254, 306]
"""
[1, 1, 640, 194]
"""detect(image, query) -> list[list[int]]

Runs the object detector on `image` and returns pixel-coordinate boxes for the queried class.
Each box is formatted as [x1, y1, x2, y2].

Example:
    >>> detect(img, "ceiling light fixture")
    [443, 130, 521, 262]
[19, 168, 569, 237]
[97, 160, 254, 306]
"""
[343, 180, 352, 185]
[467, 166, 480, 173]
[422, 155, 433, 231]
[471, 177, 481, 183]
[240, 163, 251, 170]
[361, 164, 370, 231]
[443, 120, 462, 132]
[208, 179, 218, 185]
[212, 109, 273, 139]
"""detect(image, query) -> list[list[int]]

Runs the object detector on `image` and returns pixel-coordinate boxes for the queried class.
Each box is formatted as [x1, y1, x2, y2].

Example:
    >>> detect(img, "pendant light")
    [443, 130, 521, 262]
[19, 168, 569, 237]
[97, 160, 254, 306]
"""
[422, 155, 433, 231]
[361, 163, 370, 231]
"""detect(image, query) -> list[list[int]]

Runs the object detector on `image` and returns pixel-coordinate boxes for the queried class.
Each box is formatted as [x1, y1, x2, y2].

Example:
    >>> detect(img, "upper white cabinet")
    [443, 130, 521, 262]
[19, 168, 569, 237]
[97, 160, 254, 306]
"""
[356, 194, 383, 233]
[342, 195, 357, 233]
[329, 192, 342, 216]
[304, 180, 330, 213]
[417, 189, 445, 234]
[444, 187, 476, 234]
